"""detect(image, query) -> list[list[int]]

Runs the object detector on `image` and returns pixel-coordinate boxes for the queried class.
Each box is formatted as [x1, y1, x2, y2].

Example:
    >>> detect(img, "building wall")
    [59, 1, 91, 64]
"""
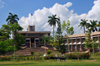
[64, 32, 100, 52]
[20, 33, 50, 48]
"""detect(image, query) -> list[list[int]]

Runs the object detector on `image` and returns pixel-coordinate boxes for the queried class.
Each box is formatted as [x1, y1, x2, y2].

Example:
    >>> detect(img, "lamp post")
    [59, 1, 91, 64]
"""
[14, 42, 15, 60]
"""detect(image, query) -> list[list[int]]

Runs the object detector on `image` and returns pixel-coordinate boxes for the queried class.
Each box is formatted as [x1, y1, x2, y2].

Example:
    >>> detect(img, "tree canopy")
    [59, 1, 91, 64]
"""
[6, 12, 19, 24]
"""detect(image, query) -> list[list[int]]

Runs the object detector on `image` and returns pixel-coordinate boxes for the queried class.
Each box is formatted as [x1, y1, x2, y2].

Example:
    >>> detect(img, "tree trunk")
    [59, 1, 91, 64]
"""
[84, 27, 85, 33]
[53, 25, 54, 38]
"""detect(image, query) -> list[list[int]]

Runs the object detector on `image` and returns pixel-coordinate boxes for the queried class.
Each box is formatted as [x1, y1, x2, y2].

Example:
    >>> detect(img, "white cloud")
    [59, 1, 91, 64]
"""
[19, 0, 100, 35]
[0, 0, 4, 9]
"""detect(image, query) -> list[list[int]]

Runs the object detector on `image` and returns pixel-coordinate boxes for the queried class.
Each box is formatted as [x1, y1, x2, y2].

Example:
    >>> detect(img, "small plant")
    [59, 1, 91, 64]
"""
[34, 52, 43, 60]
[31, 52, 34, 55]
[27, 56, 29, 60]
[44, 56, 50, 60]
[66, 52, 91, 59]
[47, 50, 52, 55]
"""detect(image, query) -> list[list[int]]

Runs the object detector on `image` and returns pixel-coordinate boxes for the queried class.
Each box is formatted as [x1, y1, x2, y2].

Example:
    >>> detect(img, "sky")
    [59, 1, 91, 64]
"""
[0, 0, 100, 35]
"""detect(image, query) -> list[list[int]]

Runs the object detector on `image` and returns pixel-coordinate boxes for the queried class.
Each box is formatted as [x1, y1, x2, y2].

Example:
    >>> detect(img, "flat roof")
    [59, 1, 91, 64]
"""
[18, 31, 51, 34]
[63, 32, 100, 38]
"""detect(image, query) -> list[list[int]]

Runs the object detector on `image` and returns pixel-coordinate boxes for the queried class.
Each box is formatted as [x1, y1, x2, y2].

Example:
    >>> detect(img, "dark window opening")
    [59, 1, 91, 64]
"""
[26, 40, 30, 42]
[31, 37, 34, 43]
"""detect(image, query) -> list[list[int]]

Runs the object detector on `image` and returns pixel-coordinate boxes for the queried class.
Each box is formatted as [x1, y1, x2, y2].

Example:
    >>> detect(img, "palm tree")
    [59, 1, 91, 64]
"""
[78, 19, 88, 33]
[43, 36, 49, 54]
[6, 12, 19, 24]
[6, 12, 19, 60]
[95, 21, 100, 31]
[89, 20, 97, 32]
[48, 14, 59, 38]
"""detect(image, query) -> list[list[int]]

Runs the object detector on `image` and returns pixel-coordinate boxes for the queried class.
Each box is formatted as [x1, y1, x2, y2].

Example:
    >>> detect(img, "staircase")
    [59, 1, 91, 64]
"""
[15, 47, 55, 56]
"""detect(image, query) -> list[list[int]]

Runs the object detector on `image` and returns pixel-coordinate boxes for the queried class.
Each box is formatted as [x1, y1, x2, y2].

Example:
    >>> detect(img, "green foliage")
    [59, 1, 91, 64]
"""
[56, 18, 62, 35]
[0, 24, 11, 39]
[0, 56, 11, 61]
[0, 23, 25, 50]
[0, 39, 15, 54]
[43, 36, 49, 44]
[78, 19, 88, 33]
[66, 52, 91, 59]
[84, 30, 98, 51]
[62, 20, 74, 35]
[31, 52, 34, 55]
[6, 12, 19, 24]
[49, 52, 62, 57]
[89, 20, 98, 32]
[48, 14, 59, 37]
[47, 50, 52, 54]
[53, 20, 66, 53]
[34, 52, 43, 60]
[44, 56, 50, 60]
[14, 33, 25, 50]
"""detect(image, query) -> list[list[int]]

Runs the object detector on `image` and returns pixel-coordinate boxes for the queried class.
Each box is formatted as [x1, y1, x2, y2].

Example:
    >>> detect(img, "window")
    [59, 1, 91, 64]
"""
[26, 40, 30, 42]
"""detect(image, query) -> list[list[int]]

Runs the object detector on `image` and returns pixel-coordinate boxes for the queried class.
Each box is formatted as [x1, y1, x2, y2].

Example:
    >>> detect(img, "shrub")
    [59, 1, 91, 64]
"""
[49, 52, 61, 57]
[66, 52, 91, 59]
[34, 52, 43, 60]
[31, 52, 34, 55]
[47, 50, 52, 55]
[0, 56, 11, 61]
[95, 52, 100, 56]
[44, 56, 50, 60]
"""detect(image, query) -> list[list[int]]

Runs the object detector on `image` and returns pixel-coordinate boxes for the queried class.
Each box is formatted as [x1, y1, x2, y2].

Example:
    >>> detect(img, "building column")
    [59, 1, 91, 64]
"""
[75, 37, 77, 51]
[71, 39, 73, 51]
[34, 38, 36, 48]
[30, 37, 31, 48]
[67, 38, 69, 52]
[98, 35, 100, 51]
[80, 37, 82, 51]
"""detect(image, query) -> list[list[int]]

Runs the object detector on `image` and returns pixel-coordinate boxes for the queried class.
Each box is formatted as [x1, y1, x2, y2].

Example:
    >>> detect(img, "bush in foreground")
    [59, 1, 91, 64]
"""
[65, 52, 91, 59]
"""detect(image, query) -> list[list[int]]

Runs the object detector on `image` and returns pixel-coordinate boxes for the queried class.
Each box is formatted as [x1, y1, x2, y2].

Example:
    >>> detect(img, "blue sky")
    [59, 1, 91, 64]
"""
[0, 0, 100, 34]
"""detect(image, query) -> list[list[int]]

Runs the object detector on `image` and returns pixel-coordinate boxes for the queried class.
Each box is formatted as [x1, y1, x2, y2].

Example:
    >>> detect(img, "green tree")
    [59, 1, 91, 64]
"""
[53, 18, 66, 54]
[62, 20, 74, 35]
[95, 21, 100, 31]
[48, 14, 59, 38]
[6, 12, 19, 24]
[0, 23, 25, 50]
[62, 20, 74, 52]
[0, 24, 11, 39]
[78, 19, 88, 33]
[89, 20, 98, 32]
[84, 30, 92, 51]
[42, 36, 50, 54]
[0, 39, 15, 55]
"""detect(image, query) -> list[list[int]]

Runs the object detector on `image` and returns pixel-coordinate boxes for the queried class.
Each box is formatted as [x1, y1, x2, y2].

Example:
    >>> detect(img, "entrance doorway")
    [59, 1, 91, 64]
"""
[31, 37, 34, 47]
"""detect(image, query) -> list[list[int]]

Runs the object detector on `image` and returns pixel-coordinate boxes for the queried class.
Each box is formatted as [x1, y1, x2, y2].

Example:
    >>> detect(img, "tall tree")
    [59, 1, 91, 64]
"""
[54, 19, 66, 53]
[62, 20, 74, 52]
[62, 20, 74, 35]
[78, 19, 88, 33]
[0, 39, 15, 55]
[0, 23, 25, 50]
[6, 12, 19, 24]
[42, 36, 49, 53]
[89, 20, 98, 32]
[48, 14, 59, 38]
[95, 21, 100, 31]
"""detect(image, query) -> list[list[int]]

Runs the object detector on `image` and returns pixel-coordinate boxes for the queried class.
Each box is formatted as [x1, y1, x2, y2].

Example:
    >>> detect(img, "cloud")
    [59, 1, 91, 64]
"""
[0, 0, 4, 8]
[19, 0, 100, 35]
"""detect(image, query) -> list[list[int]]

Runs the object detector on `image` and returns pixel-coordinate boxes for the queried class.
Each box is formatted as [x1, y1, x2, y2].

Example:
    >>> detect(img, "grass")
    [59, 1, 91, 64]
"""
[0, 59, 100, 66]
[0, 53, 100, 66]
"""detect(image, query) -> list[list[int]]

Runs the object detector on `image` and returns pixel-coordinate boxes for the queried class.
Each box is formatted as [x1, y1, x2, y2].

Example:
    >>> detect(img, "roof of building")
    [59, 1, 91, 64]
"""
[63, 32, 100, 38]
[18, 31, 51, 34]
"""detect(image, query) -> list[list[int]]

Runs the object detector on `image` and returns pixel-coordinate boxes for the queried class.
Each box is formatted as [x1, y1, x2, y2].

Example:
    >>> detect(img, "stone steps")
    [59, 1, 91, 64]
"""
[15, 47, 55, 56]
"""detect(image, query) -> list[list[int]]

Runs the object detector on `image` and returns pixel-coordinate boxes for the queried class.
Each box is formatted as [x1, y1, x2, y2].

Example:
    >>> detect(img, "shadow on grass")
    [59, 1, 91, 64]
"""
[0, 63, 36, 66]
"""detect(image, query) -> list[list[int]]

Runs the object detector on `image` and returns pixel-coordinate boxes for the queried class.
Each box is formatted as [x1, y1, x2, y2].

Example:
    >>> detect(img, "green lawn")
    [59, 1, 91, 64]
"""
[0, 54, 100, 66]
[0, 59, 100, 66]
